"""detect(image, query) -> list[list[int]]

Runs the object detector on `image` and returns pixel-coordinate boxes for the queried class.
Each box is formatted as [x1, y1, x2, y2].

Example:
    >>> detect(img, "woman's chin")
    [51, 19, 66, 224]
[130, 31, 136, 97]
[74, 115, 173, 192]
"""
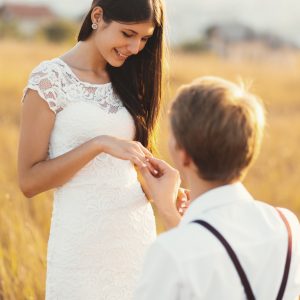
[107, 51, 128, 67]
[110, 61, 126, 67]
[106, 57, 126, 67]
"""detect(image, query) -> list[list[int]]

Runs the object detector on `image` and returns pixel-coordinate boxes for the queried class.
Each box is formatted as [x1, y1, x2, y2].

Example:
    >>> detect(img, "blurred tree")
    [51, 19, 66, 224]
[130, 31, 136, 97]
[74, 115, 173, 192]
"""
[179, 39, 208, 52]
[0, 20, 21, 39]
[40, 20, 78, 43]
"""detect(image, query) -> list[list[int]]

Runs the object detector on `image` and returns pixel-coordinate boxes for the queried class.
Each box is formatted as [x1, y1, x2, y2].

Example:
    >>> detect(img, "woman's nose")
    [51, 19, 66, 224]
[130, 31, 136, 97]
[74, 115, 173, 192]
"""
[128, 39, 141, 55]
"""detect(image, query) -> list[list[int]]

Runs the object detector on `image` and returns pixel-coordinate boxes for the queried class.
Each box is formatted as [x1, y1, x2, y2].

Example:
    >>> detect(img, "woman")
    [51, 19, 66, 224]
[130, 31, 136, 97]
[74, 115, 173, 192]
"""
[18, 0, 166, 298]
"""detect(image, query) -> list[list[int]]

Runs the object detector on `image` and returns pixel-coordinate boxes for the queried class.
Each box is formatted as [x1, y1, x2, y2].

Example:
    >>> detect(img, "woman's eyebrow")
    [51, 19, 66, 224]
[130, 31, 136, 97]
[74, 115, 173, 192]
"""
[124, 29, 153, 37]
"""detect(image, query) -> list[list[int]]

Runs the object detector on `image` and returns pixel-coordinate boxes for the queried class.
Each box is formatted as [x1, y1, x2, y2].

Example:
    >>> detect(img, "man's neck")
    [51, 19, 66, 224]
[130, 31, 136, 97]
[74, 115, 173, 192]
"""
[187, 172, 228, 203]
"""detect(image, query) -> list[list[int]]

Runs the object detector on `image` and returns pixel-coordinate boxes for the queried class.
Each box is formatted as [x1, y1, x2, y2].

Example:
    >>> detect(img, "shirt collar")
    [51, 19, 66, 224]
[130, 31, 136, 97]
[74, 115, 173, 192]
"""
[180, 182, 254, 226]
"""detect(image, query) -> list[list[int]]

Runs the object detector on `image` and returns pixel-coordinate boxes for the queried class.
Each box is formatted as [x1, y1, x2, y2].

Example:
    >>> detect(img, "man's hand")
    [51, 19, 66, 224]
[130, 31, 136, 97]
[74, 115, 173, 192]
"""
[139, 157, 181, 208]
[177, 188, 191, 216]
[138, 157, 182, 229]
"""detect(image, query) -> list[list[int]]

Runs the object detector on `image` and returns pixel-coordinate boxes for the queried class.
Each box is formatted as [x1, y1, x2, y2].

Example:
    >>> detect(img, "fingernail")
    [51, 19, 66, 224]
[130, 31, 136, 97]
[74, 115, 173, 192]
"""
[153, 170, 158, 174]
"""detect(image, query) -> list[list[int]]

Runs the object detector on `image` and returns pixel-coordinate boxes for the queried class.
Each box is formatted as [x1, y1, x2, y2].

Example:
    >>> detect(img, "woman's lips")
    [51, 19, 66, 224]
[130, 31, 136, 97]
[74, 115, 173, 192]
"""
[115, 49, 129, 59]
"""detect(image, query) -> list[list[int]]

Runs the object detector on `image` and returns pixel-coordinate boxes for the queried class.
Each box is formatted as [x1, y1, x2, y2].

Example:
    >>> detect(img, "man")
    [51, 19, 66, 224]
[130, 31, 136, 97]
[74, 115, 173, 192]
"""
[135, 77, 300, 299]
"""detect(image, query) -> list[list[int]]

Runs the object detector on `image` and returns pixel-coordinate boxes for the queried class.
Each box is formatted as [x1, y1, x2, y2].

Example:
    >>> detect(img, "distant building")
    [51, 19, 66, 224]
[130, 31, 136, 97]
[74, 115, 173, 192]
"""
[0, 3, 57, 37]
[204, 22, 298, 60]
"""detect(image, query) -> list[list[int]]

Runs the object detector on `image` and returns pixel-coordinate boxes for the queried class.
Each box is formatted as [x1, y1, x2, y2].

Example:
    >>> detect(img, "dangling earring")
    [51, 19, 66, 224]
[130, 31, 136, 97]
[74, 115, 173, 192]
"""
[92, 23, 98, 30]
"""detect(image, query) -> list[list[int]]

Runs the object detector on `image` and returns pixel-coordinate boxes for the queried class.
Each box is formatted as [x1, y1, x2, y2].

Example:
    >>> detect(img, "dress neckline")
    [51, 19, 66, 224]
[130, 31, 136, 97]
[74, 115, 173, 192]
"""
[54, 57, 112, 88]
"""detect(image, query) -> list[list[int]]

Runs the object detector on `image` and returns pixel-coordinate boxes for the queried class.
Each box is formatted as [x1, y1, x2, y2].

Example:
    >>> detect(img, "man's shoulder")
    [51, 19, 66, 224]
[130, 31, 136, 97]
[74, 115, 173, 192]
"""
[153, 224, 216, 262]
[276, 207, 300, 231]
[250, 200, 300, 243]
[253, 200, 300, 226]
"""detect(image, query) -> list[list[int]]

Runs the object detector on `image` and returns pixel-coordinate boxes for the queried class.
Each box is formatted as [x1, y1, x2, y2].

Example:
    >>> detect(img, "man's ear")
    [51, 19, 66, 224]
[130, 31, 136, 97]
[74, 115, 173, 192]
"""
[178, 147, 192, 167]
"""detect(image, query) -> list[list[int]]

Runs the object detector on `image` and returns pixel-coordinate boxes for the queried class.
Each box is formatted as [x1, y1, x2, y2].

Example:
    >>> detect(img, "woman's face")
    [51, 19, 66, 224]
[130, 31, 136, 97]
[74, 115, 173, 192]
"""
[92, 12, 155, 67]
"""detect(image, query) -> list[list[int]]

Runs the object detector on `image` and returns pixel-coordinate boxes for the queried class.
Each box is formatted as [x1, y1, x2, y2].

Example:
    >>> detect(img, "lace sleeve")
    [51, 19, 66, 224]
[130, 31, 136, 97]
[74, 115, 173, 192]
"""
[22, 61, 63, 114]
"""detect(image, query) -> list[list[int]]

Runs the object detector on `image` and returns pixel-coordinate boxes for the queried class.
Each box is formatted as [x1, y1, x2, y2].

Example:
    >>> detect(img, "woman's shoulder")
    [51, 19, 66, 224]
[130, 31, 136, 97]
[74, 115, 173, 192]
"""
[26, 57, 69, 92]
[30, 58, 63, 78]
[23, 58, 67, 114]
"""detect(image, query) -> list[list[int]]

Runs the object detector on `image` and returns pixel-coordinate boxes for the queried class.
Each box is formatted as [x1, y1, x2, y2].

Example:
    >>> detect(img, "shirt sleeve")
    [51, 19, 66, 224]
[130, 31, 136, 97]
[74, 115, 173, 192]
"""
[22, 61, 63, 114]
[134, 240, 184, 300]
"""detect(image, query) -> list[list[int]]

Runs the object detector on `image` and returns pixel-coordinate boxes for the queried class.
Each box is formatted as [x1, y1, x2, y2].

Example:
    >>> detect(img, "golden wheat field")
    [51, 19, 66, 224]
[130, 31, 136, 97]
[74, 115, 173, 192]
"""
[0, 40, 300, 299]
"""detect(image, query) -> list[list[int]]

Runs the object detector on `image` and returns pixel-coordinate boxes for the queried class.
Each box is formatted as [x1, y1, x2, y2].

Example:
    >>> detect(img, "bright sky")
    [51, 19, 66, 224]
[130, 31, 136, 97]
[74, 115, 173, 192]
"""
[1, 0, 300, 45]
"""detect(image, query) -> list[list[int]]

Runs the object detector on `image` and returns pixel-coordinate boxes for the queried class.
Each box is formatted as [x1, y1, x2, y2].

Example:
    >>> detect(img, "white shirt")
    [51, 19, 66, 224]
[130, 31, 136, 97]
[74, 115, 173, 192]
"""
[134, 183, 300, 300]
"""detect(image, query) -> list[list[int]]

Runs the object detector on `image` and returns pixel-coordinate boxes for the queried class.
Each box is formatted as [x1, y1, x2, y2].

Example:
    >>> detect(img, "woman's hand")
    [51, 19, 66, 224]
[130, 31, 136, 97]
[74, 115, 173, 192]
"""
[96, 135, 158, 173]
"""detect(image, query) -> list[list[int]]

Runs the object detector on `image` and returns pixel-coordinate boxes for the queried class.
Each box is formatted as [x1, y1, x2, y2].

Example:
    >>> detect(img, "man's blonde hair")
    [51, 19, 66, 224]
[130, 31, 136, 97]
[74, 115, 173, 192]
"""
[170, 76, 265, 183]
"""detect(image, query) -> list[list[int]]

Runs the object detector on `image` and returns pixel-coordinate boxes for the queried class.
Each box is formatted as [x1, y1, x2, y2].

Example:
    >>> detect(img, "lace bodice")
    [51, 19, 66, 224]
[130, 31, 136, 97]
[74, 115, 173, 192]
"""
[24, 58, 123, 114]
[22, 59, 156, 299]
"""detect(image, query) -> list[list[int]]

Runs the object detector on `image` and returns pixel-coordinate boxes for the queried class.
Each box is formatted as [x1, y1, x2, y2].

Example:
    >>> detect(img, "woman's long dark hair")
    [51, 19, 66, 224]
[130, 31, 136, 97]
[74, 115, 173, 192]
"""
[78, 0, 166, 151]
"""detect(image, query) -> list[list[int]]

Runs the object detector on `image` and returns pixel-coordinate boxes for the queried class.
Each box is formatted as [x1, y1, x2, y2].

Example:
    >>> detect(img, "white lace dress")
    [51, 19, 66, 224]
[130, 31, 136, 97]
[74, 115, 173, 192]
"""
[23, 58, 156, 300]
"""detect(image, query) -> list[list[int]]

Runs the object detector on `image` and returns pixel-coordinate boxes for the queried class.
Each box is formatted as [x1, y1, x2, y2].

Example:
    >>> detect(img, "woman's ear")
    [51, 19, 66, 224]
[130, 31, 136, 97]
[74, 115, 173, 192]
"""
[91, 6, 104, 25]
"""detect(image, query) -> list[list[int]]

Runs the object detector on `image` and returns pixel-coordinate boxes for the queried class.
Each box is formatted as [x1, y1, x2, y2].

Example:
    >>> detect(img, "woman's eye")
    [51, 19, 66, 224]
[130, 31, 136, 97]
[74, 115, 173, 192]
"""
[122, 32, 132, 38]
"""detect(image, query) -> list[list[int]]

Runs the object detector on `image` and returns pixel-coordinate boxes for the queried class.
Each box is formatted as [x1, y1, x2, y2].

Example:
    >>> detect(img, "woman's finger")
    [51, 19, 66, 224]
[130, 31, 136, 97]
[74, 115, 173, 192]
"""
[130, 155, 147, 168]
[138, 160, 155, 182]
[134, 143, 158, 174]
[137, 142, 153, 158]
[145, 156, 171, 174]
[126, 146, 159, 174]
[131, 143, 147, 159]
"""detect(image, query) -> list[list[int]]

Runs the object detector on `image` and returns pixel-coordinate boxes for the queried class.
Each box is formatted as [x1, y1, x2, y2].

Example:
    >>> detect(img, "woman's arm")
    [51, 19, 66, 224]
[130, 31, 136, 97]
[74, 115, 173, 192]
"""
[18, 90, 150, 198]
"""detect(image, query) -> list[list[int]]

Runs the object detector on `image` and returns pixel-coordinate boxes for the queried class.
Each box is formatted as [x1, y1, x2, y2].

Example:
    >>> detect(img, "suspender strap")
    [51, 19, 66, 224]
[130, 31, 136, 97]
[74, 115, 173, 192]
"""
[275, 208, 292, 300]
[192, 207, 292, 300]
[192, 220, 255, 300]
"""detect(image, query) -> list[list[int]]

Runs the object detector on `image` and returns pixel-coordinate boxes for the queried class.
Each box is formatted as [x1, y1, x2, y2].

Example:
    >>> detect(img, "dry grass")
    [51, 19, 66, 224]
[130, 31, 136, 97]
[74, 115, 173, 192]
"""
[0, 40, 299, 299]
